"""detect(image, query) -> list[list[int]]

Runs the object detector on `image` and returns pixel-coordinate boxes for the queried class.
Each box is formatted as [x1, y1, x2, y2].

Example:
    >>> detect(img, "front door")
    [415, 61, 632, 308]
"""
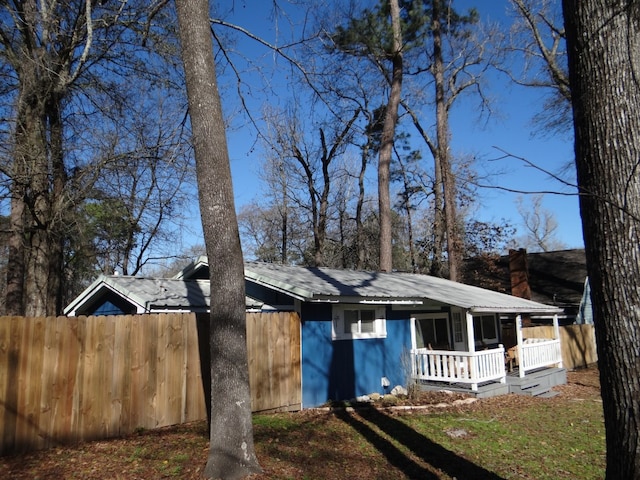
[412, 313, 451, 350]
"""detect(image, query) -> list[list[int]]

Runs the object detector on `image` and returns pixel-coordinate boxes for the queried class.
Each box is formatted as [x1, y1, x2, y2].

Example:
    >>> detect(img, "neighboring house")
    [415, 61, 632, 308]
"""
[64, 275, 264, 316]
[65, 259, 566, 408]
[462, 248, 591, 324]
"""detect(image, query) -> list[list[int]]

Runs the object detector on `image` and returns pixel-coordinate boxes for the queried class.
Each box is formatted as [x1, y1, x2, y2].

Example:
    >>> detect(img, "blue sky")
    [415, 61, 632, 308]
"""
[202, 0, 584, 253]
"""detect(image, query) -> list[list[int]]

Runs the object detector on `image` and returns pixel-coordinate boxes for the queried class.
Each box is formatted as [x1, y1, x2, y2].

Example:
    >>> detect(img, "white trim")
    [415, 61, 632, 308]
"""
[316, 295, 424, 305]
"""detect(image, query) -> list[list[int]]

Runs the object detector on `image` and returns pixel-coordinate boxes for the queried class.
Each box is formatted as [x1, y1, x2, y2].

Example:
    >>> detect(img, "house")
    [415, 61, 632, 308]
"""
[64, 260, 566, 408]
[64, 275, 264, 316]
[462, 248, 591, 324]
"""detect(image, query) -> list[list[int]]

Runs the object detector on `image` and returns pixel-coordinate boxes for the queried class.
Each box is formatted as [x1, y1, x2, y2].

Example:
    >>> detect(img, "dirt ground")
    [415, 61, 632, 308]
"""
[0, 367, 602, 480]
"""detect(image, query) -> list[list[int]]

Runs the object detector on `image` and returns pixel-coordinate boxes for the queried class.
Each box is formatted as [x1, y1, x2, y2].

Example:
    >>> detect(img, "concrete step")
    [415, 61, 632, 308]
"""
[524, 384, 553, 397]
[537, 390, 560, 399]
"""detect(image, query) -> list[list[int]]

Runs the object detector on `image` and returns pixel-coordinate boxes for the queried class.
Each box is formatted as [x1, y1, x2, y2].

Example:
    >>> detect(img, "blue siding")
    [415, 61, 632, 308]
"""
[301, 304, 412, 408]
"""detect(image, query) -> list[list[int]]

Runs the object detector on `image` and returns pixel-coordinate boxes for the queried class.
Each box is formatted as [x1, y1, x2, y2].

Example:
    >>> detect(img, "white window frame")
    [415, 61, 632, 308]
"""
[332, 305, 387, 340]
[411, 313, 451, 350]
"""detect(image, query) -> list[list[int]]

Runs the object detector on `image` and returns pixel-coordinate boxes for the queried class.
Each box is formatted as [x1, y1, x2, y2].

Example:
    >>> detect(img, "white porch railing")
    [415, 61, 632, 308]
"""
[519, 338, 562, 377]
[410, 346, 506, 391]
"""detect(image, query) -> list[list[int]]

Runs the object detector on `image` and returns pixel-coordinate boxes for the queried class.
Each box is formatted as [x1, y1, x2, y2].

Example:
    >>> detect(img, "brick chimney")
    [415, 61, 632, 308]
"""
[509, 248, 532, 326]
[509, 248, 532, 300]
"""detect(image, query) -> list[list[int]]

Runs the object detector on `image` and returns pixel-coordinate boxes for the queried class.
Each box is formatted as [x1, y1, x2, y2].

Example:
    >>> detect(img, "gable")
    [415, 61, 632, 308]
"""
[77, 288, 138, 316]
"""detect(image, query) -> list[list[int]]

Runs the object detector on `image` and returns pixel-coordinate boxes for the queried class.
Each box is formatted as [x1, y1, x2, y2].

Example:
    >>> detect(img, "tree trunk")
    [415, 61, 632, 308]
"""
[378, 0, 403, 273]
[433, 0, 461, 281]
[5, 1, 68, 317]
[430, 148, 445, 278]
[11, 62, 50, 317]
[175, 1, 261, 479]
[563, 2, 640, 478]
[5, 184, 26, 316]
[356, 142, 368, 270]
[22, 95, 67, 317]
[46, 96, 67, 316]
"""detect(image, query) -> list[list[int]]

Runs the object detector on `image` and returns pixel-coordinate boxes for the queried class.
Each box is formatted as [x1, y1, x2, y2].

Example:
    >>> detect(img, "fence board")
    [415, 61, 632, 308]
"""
[184, 316, 205, 422]
[0, 311, 302, 455]
[0, 317, 17, 451]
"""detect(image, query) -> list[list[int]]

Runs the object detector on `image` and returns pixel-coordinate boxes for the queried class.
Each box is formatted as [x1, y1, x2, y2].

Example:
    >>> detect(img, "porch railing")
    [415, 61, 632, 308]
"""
[519, 338, 562, 377]
[410, 346, 506, 391]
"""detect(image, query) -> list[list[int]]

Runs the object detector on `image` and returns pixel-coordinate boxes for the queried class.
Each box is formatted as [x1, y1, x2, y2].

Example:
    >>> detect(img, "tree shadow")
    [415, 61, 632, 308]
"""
[336, 407, 505, 480]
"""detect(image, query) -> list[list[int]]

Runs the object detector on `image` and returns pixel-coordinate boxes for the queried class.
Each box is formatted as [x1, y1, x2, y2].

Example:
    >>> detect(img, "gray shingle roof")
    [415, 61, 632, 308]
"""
[244, 262, 562, 314]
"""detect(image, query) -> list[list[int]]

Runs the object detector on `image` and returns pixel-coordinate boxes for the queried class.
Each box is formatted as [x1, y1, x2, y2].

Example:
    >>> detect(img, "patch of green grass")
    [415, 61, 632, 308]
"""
[253, 413, 300, 430]
[400, 398, 605, 479]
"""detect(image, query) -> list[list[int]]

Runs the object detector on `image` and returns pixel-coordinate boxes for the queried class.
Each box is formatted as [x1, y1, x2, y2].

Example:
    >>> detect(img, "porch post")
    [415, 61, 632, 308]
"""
[465, 311, 475, 353]
[465, 311, 477, 390]
[553, 314, 563, 368]
[516, 314, 525, 378]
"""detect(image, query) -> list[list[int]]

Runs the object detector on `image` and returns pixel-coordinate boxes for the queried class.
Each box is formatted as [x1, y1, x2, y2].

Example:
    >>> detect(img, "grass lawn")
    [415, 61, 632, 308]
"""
[0, 368, 604, 479]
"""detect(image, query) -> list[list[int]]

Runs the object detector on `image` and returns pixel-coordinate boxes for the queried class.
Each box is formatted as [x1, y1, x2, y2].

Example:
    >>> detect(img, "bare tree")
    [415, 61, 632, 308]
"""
[563, 2, 640, 477]
[175, 0, 261, 478]
[515, 194, 566, 252]
[261, 104, 359, 267]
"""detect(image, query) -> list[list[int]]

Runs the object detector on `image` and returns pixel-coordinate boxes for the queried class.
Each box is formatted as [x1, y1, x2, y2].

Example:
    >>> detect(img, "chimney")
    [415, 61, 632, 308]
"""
[509, 248, 531, 300]
[509, 248, 532, 327]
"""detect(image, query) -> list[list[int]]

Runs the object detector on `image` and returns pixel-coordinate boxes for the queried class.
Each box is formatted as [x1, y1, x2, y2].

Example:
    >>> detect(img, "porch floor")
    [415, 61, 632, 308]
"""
[417, 367, 567, 399]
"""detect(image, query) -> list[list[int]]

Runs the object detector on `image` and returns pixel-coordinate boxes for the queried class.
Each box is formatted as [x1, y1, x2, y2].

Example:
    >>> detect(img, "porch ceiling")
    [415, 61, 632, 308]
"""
[244, 262, 563, 314]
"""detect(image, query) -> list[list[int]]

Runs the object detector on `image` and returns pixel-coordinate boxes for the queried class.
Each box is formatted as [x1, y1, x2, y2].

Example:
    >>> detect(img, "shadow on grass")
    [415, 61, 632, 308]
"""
[335, 407, 505, 480]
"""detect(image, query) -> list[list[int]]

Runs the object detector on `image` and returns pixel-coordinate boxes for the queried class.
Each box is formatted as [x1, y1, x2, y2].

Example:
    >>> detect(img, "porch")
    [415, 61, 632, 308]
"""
[410, 317, 565, 398]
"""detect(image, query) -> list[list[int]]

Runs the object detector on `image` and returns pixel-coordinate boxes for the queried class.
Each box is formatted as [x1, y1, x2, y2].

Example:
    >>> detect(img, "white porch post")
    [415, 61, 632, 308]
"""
[553, 313, 564, 368]
[465, 311, 477, 390]
[516, 314, 525, 378]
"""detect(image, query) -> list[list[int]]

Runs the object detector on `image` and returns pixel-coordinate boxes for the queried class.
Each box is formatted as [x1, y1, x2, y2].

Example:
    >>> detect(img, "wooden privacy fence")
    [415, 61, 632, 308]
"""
[523, 324, 597, 370]
[0, 311, 301, 454]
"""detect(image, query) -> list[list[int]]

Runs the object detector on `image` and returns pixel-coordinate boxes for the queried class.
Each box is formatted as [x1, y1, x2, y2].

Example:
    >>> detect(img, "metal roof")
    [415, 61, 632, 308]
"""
[65, 261, 563, 316]
[64, 275, 263, 315]
[244, 261, 563, 314]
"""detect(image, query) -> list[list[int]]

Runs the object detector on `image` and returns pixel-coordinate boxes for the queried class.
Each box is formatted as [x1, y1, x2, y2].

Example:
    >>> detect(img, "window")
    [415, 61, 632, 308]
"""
[332, 305, 386, 340]
[452, 312, 463, 343]
[415, 316, 450, 350]
[473, 314, 498, 345]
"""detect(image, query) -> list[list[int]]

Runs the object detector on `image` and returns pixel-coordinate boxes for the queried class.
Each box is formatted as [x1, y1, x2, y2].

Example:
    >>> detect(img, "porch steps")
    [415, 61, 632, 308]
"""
[417, 380, 509, 399]
[416, 367, 567, 399]
[507, 367, 567, 397]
